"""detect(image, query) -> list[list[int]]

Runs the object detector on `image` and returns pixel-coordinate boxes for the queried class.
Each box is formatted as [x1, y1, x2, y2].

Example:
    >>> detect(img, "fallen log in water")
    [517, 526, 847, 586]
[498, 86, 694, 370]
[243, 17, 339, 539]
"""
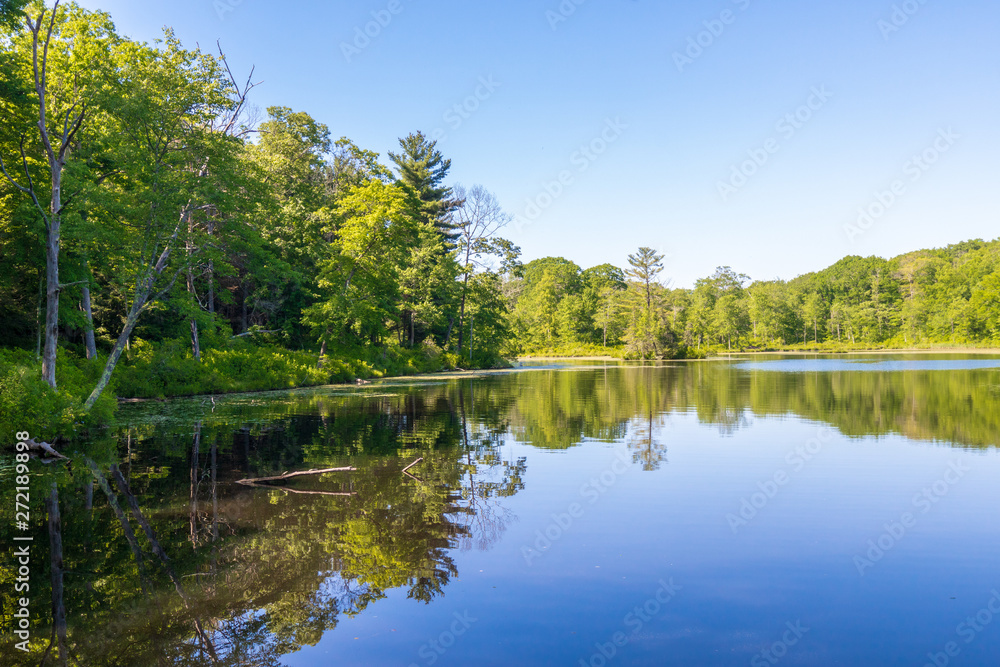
[235, 467, 355, 485]
[14, 438, 71, 460]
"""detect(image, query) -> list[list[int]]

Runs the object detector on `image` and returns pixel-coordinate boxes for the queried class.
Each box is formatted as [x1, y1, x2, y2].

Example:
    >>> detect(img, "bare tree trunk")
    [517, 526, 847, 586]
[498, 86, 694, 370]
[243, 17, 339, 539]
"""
[186, 211, 201, 360]
[84, 225, 183, 410]
[457, 272, 470, 354]
[81, 274, 97, 360]
[42, 184, 61, 387]
[190, 319, 201, 360]
[207, 219, 215, 314]
[0, 7, 86, 386]
[84, 302, 140, 409]
[444, 317, 454, 347]
[240, 281, 248, 333]
[36, 274, 43, 360]
[317, 329, 329, 369]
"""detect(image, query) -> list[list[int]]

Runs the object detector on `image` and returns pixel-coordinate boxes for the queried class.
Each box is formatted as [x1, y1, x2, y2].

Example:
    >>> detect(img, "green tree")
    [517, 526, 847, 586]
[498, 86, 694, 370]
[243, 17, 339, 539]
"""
[625, 247, 664, 312]
[388, 132, 458, 244]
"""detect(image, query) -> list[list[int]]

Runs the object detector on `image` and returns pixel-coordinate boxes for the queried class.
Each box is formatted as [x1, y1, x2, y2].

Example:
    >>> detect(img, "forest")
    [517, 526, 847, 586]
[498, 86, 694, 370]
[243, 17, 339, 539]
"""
[1, 1, 999, 440]
[509, 239, 1000, 357]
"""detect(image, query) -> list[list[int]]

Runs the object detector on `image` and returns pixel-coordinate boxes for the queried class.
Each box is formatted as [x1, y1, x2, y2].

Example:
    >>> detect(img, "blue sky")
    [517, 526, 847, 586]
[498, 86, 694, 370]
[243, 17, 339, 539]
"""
[74, 0, 1000, 287]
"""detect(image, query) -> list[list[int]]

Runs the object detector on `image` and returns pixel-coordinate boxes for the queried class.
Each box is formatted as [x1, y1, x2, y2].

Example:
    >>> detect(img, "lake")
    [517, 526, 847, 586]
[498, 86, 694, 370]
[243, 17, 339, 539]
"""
[12, 354, 1000, 666]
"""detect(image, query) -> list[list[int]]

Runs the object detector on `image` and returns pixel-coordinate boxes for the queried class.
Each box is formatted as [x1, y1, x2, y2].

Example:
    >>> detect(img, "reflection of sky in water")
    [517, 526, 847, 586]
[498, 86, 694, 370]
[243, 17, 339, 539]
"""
[735, 358, 1000, 372]
[64, 360, 1000, 666]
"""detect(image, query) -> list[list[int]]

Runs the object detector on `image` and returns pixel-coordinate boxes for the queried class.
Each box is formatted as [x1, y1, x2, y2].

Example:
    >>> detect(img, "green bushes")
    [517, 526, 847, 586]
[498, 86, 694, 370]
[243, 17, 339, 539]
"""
[112, 337, 472, 399]
[0, 348, 116, 441]
[0, 335, 500, 438]
[519, 343, 626, 359]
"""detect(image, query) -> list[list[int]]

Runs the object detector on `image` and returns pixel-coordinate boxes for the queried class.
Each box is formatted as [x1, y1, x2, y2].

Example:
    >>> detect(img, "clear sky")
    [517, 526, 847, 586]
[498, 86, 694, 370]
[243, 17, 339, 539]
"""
[74, 0, 1000, 288]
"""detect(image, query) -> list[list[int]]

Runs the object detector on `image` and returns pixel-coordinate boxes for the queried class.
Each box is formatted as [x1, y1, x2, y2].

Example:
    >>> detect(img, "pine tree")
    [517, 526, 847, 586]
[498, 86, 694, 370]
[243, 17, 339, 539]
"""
[625, 247, 665, 312]
[388, 132, 460, 245]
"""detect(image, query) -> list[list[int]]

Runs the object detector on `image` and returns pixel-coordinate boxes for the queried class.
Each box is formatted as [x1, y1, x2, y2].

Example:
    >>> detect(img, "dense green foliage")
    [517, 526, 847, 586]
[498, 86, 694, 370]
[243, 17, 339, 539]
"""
[0, 2, 517, 434]
[508, 240, 1000, 357]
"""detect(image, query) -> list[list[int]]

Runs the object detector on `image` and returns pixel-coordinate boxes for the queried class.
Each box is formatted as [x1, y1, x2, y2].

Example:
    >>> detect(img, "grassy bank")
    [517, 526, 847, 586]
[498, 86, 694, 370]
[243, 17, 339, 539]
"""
[520, 341, 1000, 359]
[518, 343, 706, 359]
[1, 337, 506, 441]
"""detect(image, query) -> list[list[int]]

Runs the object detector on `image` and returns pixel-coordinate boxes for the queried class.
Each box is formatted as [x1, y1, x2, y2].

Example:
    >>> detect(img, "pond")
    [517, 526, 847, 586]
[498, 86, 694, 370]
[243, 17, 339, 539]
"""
[10, 354, 1000, 666]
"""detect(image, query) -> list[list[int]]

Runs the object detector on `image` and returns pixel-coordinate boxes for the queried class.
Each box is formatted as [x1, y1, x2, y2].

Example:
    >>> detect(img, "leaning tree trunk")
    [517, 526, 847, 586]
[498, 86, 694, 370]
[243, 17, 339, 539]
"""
[84, 299, 143, 409]
[83, 225, 180, 410]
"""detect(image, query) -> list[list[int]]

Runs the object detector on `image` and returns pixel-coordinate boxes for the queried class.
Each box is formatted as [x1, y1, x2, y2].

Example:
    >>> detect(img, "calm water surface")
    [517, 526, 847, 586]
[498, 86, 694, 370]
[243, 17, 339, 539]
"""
[8, 354, 1000, 666]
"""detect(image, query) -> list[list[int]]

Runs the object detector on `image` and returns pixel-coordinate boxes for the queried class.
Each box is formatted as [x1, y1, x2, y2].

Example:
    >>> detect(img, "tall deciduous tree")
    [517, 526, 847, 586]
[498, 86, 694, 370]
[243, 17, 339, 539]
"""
[83, 32, 245, 409]
[0, 0, 110, 387]
[451, 184, 514, 356]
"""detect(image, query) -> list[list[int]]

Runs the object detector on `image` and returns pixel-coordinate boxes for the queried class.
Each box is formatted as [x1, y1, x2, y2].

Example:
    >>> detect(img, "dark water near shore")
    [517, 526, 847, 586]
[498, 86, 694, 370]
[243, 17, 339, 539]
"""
[6, 354, 1000, 666]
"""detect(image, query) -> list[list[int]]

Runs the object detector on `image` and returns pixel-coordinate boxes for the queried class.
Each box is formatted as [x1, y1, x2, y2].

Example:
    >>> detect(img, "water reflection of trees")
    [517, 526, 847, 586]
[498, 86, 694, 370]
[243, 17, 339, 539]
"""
[12, 362, 1000, 664]
[500, 362, 1000, 450]
[9, 387, 526, 666]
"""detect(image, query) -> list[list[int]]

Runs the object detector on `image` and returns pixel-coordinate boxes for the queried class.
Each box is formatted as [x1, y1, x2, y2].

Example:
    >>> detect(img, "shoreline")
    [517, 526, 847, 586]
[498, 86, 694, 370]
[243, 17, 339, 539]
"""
[115, 365, 518, 403]
[518, 347, 1000, 363]
[115, 346, 1000, 403]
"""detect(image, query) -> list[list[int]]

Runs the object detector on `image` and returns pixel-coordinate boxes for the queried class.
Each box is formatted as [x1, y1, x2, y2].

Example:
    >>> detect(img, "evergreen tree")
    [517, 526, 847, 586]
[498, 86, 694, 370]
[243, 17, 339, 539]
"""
[388, 132, 459, 245]
[625, 247, 665, 312]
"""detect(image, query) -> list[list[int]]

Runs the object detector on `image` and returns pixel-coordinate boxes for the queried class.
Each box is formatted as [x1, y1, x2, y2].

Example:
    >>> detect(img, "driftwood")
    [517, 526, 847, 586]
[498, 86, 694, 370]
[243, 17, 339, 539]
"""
[18, 438, 70, 460]
[235, 482, 356, 496]
[401, 457, 425, 482]
[235, 467, 355, 486]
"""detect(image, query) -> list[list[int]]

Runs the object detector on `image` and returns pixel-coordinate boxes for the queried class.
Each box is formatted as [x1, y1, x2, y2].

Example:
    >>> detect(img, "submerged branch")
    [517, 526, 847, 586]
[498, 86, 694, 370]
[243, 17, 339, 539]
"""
[234, 467, 355, 485]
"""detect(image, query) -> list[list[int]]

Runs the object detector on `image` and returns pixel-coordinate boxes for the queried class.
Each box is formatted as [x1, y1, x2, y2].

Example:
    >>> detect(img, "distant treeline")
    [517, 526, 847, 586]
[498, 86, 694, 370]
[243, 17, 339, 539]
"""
[505, 239, 1000, 356]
